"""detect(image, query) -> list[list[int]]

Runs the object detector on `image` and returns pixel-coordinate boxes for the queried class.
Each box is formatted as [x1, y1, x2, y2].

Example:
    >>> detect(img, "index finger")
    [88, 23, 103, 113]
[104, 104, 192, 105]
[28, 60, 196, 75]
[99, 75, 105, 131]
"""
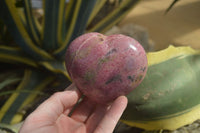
[32, 83, 82, 121]
[94, 96, 128, 133]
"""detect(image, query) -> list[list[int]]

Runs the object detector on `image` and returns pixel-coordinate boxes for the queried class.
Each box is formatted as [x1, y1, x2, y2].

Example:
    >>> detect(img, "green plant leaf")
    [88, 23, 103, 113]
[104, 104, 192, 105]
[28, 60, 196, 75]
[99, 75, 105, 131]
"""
[42, 0, 66, 51]
[23, 0, 41, 45]
[0, 45, 70, 79]
[0, 77, 21, 91]
[39, 60, 71, 80]
[87, 0, 140, 33]
[53, 0, 97, 58]
[0, 46, 38, 67]
[87, 0, 107, 25]
[0, 69, 22, 93]
[0, 123, 18, 133]
[0, 19, 14, 45]
[69, 0, 97, 42]
[121, 46, 200, 130]
[0, 69, 54, 124]
[53, 0, 81, 58]
[0, 0, 53, 60]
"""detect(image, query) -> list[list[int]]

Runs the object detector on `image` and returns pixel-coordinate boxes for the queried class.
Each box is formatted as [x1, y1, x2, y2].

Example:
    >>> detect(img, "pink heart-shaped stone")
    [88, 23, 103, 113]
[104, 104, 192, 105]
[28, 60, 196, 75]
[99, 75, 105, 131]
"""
[65, 32, 148, 104]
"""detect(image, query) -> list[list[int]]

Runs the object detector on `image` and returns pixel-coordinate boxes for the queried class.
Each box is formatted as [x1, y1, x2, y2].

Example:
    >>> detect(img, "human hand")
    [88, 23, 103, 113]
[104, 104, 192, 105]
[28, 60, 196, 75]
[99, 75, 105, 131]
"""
[19, 83, 127, 133]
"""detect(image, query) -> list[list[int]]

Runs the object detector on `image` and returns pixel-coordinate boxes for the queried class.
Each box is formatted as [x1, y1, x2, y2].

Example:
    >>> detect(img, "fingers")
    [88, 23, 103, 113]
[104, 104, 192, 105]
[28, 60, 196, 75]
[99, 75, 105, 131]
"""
[70, 97, 96, 123]
[32, 83, 82, 122]
[93, 96, 128, 133]
[85, 103, 109, 133]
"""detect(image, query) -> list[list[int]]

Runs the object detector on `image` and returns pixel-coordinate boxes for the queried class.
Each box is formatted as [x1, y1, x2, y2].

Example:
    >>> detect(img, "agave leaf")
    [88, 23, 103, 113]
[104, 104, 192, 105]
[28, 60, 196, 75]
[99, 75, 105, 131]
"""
[87, 0, 107, 25]
[0, 45, 70, 80]
[0, 77, 21, 91]
[0, 19, 14, 45]
[121, 45, 200, 130]
[0, 0, 53, 60]
[69, 0, 97, 41]
[0, 20, 4, 36]
[0, 46, 38, 67]
[0, 69, 21, 81]
[87, 0, 139, 33]
[39, 60, 71, 80]
[0, 123, 18, 133]
[53, 0, 97, 58]
[23, 0, 41, 45]
[0, 69, 54, 124]
[0, 90, 46, 97]
[53, 0, 81, 58]
[42, 0, 65, 51]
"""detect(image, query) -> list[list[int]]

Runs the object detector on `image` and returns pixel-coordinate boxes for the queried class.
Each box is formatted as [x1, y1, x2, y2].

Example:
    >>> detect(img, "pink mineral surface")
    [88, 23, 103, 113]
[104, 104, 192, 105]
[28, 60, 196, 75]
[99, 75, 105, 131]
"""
[65, 32, 148, 104]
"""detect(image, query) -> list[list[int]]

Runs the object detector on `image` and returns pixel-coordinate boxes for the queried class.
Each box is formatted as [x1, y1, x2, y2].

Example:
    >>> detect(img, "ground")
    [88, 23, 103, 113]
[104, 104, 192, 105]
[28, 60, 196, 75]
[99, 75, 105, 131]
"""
[119, 0, 200, 51]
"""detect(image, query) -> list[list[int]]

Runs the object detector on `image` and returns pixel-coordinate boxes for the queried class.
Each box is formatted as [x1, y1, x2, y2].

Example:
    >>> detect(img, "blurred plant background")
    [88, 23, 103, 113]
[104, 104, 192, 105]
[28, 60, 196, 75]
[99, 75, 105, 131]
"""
[0, 0, 140, 132]
[1, 0, 200, 133]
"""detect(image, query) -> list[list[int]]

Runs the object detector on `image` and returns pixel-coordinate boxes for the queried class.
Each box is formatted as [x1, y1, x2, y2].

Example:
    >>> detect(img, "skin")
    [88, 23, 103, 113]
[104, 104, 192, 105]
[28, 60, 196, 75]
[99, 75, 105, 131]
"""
[19, 83, 128, 133]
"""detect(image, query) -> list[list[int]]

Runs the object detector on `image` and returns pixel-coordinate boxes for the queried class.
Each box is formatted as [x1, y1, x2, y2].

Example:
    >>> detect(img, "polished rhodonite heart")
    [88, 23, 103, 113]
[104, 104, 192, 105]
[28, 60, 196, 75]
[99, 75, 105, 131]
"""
[65, 32, 148, 104]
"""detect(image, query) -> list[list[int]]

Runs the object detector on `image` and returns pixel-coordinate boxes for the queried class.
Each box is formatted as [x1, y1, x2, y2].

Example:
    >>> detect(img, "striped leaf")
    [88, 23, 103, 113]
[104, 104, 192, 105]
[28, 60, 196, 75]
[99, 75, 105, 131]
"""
[121, 46, 200, 130]
[53, 0, 81, 58]
[53, 0, 97, 58]
[39, 60, 71, 80]
[0, 0, 53, 60]
[0, 123, 19, 133]
[42, 0, 66, 51]
[0, 69, 54, 124]
[0, 19, 14, 45]
[0, 46, 71, 80]
[0, 76, 21, 91]
[87, 0, 107, 25]
[23, 0, 41, 46]
[69, 0, 97, 42]
[0, 46, 38, 67]
[87, 0, 140, 33]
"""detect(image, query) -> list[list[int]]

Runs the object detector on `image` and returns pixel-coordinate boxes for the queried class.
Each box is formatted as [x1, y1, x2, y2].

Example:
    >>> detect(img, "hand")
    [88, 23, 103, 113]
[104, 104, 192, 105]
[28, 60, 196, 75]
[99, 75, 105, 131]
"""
[19, 83, 127, 133]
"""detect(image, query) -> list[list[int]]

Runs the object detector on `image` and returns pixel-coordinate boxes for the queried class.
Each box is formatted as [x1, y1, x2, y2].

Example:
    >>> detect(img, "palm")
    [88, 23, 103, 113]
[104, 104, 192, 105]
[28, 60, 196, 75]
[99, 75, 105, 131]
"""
[31, 115, 87, 133]
[19, 84, 127, 133]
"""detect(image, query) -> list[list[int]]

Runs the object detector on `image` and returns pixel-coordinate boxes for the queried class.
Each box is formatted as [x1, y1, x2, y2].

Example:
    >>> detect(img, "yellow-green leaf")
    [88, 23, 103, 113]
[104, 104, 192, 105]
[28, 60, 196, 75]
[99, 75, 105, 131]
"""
[23, 0, 41, 46]
[0, 69, 54, 124]
[41, 0, 66, 51]
[54, 0, 97, 58]
[53, 0, 82, 57]
[0, 0, 53, 60]
[87, 0, 107, 25]
[121, 46, 200, 130]
[87, 0, 140, 33]
[0, 46, 38, 67]
[39, 60, 71, 80]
